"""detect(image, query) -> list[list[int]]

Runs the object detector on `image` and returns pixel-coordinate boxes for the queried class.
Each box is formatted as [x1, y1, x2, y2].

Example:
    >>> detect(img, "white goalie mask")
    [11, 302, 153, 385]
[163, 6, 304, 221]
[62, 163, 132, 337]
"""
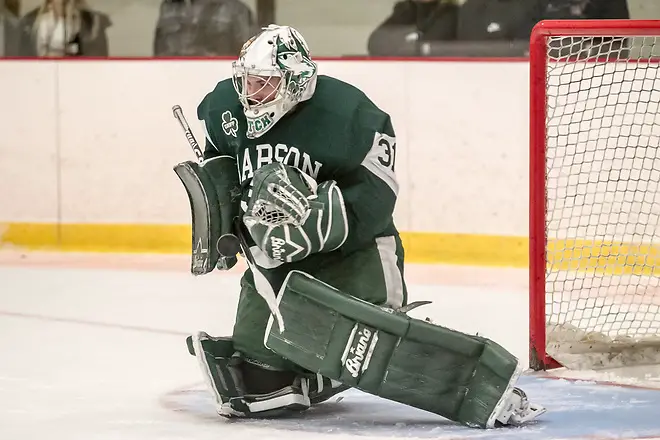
[232, 24, 318, 139]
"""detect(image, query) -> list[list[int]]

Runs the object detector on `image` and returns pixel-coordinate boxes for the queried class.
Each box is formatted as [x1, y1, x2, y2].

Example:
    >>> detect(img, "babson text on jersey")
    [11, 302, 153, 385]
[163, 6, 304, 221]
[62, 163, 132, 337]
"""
[240, 143, 323, 182]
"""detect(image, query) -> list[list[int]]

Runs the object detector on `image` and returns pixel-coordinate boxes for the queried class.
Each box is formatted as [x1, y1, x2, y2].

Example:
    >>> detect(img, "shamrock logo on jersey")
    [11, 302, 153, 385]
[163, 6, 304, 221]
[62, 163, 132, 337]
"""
[221, 111, 238, 137]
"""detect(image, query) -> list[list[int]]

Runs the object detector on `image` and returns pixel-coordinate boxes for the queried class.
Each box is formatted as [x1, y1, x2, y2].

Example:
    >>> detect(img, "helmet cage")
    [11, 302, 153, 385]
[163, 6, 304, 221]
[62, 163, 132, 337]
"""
[232, 64, 294, 112]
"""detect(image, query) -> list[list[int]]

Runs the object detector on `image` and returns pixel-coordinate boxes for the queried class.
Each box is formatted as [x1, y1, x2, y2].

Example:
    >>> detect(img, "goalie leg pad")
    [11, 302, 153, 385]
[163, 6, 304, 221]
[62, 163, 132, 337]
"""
[187, 332, 311, 418]
[264, 271, 537, 428]
[173, 156, 241, 275]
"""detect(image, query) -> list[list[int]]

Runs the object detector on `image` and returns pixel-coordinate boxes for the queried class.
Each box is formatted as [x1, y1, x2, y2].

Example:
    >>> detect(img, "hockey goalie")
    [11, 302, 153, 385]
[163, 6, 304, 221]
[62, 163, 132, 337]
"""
[173, 23, 546, 429]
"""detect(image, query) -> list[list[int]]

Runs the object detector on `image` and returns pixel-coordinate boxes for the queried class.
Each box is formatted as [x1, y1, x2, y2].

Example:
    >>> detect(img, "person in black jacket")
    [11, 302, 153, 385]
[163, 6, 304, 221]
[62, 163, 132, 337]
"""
[584, 0, 630, 19]
[367, 0, 458, 56]
[153, 0, 257, 57]
[543, 0, 629, 20]
[456, 0, 546, 42]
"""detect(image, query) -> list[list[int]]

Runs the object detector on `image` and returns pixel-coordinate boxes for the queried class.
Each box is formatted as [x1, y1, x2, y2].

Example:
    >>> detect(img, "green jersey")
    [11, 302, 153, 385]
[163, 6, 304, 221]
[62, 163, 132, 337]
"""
[197, 75, 400, 269]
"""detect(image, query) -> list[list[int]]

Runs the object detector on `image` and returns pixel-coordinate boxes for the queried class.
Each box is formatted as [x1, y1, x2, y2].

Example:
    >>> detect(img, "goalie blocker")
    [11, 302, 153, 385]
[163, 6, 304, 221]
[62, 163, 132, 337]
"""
[173, 156, 242, 274]
[264, 271, 546, 428]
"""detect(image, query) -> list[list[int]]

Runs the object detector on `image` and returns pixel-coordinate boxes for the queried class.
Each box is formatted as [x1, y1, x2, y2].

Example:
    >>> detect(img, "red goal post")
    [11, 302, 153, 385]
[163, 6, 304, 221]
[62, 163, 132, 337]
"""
[529, 20, 660, 371]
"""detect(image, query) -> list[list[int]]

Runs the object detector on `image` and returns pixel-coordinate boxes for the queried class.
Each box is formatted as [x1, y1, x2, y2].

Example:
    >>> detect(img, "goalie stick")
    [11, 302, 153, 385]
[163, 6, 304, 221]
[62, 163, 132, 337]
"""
[171, 105, 285, 332]
[172, 105, 204, 162]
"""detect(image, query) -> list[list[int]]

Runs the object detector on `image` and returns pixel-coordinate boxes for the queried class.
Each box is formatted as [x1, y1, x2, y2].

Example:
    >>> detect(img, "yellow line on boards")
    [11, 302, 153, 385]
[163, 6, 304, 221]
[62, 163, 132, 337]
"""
[0, 222, 527, 267]
[4, 222, 659, 273]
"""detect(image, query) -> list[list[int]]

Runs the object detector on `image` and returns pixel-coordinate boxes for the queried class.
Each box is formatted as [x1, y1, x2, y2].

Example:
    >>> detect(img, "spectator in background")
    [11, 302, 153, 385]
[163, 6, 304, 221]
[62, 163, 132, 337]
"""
[1, 0, 20, 56]
[456, 0, 545, 42]
[19, 0, 110, 57]
[367, 0, 459, 56]
[154, 0, 257, 57]
[542, 0, 630, 58]
[583, 0, 630, 19]
[543, 0, 630, 20]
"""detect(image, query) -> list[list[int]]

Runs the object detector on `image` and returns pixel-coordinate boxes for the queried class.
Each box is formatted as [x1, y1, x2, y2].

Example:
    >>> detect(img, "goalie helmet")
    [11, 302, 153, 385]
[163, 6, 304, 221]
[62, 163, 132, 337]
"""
[232, 24, 318, 139]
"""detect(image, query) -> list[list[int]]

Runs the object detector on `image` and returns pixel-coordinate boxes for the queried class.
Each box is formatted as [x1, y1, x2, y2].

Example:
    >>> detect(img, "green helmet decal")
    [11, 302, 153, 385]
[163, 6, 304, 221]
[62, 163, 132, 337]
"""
[274, 30, 317, 100]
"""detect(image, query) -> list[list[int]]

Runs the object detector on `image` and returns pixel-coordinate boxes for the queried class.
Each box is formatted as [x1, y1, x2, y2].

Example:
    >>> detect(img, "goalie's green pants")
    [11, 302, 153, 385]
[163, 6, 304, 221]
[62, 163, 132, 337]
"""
[232, 235, 407, 371]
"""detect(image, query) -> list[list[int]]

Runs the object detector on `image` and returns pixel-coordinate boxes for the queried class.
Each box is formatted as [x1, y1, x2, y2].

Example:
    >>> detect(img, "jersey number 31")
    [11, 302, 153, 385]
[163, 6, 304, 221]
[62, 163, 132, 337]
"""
[375, 132, 396, 171]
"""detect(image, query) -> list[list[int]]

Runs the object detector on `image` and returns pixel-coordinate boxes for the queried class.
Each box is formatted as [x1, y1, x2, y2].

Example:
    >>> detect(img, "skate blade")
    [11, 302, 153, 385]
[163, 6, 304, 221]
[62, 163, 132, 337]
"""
[510, 404, 547, 425]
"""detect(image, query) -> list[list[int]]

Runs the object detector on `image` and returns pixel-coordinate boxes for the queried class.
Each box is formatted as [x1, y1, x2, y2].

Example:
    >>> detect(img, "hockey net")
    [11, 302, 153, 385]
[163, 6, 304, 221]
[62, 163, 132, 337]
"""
[529, 20, 660, 370]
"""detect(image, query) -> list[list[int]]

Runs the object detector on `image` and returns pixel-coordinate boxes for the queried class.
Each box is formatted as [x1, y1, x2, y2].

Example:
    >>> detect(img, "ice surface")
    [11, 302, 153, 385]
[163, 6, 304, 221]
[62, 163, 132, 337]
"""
[1, 252, 660, 440]
[163, 377, 660, 440]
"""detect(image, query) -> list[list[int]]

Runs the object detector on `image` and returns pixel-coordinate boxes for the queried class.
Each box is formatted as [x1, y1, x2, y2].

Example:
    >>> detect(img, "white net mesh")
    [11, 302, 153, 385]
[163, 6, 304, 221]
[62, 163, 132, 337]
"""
[545, 35, 660, 369]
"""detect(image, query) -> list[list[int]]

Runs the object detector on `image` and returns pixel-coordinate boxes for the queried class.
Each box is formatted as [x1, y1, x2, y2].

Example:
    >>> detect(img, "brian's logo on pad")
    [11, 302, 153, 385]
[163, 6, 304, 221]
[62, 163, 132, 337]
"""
[342, 323, 378, 379]
[270, 236, 287, 261]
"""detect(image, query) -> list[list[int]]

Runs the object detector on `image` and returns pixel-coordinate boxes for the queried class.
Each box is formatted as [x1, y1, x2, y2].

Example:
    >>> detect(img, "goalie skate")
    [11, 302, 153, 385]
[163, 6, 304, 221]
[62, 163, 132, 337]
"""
[492, 387, 546, 427]
[306, 374, 349, 405]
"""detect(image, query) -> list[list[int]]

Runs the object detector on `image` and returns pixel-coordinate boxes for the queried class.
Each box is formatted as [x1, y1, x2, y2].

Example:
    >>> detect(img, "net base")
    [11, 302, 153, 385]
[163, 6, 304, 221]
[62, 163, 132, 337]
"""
[547, 323, 660, 370]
